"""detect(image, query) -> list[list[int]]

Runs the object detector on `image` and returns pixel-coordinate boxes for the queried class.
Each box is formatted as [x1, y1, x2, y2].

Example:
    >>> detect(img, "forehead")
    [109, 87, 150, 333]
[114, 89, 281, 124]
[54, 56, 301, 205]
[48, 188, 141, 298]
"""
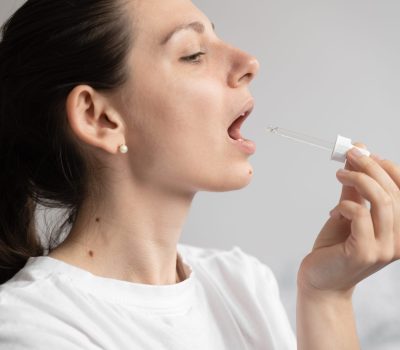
[129, 0, 210, 43]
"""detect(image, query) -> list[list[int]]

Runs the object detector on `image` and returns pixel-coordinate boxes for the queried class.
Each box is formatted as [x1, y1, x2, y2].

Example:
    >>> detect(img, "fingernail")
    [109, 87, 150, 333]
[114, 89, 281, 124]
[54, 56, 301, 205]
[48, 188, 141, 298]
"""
[329, 209, 341, 219]
[348, 147, 364, 159]
[337, 169, 349, 176]
[371, 154, 382, 161]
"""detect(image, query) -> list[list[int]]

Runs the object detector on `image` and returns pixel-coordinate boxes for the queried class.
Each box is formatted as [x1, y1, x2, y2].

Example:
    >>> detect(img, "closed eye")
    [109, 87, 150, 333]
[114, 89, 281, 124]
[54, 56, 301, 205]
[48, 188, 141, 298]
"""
[180, 52, 206, 63]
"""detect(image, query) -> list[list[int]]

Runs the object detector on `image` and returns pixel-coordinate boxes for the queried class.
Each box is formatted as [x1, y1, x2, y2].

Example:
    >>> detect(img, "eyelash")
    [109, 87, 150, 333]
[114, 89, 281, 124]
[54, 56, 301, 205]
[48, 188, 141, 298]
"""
[181, 51, 206, 63]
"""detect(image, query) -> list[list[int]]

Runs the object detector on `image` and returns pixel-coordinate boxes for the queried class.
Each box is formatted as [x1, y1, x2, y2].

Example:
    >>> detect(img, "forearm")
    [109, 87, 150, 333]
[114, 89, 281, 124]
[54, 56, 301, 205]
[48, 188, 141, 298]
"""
[296, 289, 360, 350]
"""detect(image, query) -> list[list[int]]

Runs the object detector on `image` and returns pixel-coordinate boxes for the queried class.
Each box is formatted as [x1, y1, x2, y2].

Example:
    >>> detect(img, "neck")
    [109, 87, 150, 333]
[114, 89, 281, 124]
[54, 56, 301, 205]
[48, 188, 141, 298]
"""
[49, 179, 195, 285]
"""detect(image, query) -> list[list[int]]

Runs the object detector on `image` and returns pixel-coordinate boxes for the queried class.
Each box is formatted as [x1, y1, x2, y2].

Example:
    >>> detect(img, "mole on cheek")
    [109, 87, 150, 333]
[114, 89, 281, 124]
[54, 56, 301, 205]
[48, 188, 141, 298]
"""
[249, 169, 253, 175]
[95, 218, 100, 222]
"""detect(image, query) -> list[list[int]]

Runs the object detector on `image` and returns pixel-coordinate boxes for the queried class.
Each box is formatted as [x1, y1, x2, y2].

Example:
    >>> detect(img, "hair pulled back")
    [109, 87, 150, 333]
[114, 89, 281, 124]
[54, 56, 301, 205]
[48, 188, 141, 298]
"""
[0, 0, 132, 284]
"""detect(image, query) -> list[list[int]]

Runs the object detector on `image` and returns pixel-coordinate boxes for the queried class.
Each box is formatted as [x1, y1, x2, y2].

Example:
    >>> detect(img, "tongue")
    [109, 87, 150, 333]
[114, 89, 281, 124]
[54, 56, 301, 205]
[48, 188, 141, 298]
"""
[228, 115, 245, 140]
[228, 126, 242, 140]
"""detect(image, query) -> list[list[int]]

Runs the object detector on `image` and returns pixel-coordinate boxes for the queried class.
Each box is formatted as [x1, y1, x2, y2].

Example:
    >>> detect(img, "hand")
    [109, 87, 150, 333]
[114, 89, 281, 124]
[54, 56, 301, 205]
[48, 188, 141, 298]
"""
[298, 145, 400, 298]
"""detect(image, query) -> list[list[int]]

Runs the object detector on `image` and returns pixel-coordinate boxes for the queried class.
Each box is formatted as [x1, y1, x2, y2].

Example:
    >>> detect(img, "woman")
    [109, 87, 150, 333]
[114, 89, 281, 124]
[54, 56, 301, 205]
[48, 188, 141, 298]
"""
[0, 0, 398, 349]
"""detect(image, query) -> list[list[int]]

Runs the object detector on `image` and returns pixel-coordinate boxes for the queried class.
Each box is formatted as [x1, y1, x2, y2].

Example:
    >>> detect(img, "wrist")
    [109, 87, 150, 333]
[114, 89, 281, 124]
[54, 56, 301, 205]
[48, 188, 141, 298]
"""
[297, 285, 360, 350]
[297, 279, 354, 304]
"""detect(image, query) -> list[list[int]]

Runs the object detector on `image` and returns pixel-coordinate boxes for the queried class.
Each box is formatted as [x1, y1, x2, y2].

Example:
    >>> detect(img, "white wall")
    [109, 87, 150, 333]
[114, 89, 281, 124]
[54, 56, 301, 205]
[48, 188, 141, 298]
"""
[2, 0, 400, 347]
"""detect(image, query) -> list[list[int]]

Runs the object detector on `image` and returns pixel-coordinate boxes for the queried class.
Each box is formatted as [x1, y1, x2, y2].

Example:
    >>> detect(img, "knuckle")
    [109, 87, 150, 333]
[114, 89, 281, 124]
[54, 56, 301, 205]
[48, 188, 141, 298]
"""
[380, 194, 393, 208]
[353, 172, 365, 183]
[357, 250, 377, 266]
[355, 206, 369, 218]
[364, 160, 376, 174]
[376, 247, 395, 264]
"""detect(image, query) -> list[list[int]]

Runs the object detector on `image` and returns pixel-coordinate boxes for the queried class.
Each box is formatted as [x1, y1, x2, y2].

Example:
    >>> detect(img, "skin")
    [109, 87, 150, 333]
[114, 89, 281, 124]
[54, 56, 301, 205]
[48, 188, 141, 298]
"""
[48, 0, 400, 347]
[297, 147, 400, 349]
[48, 0, 259, 285]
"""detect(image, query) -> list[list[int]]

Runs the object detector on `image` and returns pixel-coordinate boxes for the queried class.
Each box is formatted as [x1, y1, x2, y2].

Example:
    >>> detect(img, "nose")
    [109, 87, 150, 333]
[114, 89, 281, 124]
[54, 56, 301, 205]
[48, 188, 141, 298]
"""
[227, 47, 260, 88]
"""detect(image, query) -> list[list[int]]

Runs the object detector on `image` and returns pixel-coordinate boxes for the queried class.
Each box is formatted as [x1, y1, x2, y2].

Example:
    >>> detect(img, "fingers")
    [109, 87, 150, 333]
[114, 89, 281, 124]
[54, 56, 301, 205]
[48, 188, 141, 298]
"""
[336, 166, 394, 242]
[340, 159, 366, 206]
[334, 142, 400, 263]
[371, 157, 400, 258]
[347, 149, 400, 195]
[346, 149, 399, 238]
[334, 200, 375, 256]
[374, 157, 400, 188]
[339, 143, 367, 205]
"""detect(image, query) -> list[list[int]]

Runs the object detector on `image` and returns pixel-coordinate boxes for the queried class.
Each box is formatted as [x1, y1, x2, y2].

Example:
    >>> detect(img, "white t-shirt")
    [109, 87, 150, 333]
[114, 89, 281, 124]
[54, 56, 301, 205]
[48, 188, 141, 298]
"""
[0, 243, 296, 350]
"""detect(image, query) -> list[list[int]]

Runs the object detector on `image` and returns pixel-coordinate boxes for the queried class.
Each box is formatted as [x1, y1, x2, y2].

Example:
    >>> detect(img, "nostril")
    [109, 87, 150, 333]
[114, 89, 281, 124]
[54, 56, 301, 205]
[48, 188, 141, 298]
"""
[240, 72, 254, 83]
[228, 50, 259, 87]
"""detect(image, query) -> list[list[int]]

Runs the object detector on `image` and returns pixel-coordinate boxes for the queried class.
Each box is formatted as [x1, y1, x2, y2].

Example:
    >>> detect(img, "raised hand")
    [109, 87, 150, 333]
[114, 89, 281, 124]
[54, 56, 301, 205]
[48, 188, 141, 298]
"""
[298, 146, 400, 295]
[296, 145, 400, 350]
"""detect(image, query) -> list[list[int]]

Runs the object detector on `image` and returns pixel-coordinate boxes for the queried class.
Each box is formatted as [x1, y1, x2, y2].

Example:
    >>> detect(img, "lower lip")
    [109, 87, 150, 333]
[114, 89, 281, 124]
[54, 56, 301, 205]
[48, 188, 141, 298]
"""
[229, 137, 256, 155]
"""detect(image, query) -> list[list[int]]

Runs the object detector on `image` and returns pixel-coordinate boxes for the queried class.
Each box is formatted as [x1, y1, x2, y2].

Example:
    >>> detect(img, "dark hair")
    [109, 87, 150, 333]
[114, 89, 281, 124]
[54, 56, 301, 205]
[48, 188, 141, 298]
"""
[0, 0, 133, 284]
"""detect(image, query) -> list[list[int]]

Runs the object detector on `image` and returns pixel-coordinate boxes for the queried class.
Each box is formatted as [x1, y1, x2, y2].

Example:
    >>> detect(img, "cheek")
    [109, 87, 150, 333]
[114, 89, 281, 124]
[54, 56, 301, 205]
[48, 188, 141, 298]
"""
[163, 76, 226, 137]
[137, 71, 226, 144]
[129, 50, 226, 141]
[123, 58, 253, 190]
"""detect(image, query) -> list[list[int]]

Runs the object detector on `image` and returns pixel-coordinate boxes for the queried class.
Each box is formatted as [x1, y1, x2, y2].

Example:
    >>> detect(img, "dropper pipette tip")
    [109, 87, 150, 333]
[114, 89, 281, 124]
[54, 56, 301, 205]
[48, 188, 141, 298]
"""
[266, 126, 278, 134]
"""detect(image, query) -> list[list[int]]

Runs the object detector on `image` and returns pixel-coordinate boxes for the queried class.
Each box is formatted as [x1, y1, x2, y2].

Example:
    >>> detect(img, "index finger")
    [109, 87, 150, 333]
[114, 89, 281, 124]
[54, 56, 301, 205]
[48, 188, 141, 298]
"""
[340, 143, 367, 205]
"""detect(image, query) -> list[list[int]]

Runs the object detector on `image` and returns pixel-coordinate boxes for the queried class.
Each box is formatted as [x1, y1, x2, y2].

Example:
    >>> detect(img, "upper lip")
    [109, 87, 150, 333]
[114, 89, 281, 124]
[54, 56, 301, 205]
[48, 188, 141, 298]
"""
[228, 98, 255, 129]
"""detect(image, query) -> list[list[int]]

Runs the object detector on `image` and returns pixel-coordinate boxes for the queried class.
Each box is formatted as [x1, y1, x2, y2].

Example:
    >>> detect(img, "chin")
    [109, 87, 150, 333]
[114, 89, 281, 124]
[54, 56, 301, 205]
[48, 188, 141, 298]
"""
[200, 164, 254, 192]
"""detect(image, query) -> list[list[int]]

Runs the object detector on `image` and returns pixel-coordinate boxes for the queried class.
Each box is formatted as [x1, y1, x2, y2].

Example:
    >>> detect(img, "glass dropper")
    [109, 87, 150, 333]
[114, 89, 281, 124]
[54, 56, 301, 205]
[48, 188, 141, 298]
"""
[266, 126, 334, 152]
[266, 126, 370, 163]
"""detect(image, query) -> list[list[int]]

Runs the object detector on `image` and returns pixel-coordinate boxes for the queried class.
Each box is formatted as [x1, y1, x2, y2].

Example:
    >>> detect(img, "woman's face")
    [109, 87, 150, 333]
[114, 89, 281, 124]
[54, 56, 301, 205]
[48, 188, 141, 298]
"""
[118, 0, 259, 194]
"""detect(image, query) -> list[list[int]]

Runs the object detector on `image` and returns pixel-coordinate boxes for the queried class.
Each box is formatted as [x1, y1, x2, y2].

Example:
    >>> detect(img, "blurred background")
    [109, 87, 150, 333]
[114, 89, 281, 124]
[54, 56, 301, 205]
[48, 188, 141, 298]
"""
[2, 0, 400, 348]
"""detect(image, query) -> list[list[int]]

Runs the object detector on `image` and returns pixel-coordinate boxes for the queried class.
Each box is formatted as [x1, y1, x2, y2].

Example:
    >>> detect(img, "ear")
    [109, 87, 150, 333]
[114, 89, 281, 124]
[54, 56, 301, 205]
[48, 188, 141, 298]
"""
[66, 85, 126, 155]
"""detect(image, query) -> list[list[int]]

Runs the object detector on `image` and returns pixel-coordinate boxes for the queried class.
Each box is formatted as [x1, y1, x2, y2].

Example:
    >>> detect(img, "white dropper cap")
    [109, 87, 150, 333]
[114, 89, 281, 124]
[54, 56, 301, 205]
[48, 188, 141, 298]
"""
[331, 135, 370, 163]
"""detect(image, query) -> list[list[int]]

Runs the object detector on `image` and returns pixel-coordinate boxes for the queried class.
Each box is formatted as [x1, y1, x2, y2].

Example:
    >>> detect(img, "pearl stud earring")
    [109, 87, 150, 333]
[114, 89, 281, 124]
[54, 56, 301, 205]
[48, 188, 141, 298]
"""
[119, 144, 128, 154]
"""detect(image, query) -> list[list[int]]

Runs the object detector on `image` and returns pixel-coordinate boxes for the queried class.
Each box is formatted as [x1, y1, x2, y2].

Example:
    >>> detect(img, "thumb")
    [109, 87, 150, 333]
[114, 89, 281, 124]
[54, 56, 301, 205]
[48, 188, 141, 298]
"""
[313, 212, 351, 250]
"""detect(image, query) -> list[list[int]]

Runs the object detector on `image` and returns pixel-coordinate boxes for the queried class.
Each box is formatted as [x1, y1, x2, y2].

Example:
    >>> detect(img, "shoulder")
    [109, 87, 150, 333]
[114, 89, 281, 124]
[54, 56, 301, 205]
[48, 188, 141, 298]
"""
[0, 260, 67, 323]
[178, 243, 280, 296]
[178, 243, 296, 348]
[0, 257, 64, 302]
[0, 260, 98, 349]
[0, 258, 71, 325]
[0, 260, 50, 305]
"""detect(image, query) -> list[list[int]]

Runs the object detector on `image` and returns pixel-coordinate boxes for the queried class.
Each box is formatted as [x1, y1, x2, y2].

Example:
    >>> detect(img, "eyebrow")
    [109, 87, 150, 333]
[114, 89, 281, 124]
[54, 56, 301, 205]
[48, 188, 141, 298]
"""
[161, 21, 215, 45]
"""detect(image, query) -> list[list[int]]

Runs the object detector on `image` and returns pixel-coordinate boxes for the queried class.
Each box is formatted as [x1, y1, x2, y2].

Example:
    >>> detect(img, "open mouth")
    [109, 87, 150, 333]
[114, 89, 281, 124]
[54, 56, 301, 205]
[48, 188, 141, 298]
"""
[227, 108, 253, 141]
